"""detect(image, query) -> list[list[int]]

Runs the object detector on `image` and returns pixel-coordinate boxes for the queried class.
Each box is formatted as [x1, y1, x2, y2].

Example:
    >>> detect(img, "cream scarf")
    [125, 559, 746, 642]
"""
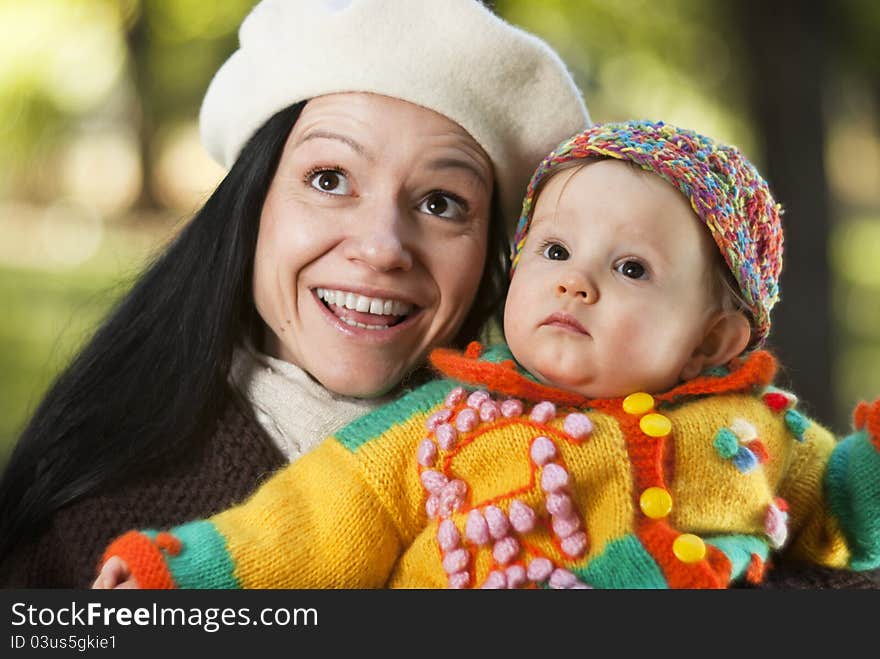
[229, 344, 391, 462]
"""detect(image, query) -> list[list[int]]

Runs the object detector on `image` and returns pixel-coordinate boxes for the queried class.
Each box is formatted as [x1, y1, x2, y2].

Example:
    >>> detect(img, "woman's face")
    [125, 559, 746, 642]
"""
[253, 93, 494, 397]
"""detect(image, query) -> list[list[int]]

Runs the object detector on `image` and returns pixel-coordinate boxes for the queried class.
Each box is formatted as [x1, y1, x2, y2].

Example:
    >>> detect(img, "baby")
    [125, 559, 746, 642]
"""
[96, 121, 880, 589]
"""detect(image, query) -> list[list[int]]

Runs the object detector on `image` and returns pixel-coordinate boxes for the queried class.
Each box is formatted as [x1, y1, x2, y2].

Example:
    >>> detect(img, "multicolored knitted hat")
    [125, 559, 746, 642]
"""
[510, 120, 783, 346]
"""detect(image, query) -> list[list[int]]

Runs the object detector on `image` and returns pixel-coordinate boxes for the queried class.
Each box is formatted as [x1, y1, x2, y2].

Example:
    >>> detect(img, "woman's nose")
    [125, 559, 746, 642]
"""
[344, 209, 414, 272]
[555, 271, 597, 303]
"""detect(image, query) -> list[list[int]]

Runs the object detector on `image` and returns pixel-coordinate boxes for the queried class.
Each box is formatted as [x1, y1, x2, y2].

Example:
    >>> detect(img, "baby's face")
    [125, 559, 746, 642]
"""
[504, 159, 721, 399]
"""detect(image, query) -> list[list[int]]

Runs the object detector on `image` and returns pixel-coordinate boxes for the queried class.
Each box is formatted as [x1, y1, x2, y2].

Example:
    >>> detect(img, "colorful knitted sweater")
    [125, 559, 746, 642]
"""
[103, 343, 880, 589]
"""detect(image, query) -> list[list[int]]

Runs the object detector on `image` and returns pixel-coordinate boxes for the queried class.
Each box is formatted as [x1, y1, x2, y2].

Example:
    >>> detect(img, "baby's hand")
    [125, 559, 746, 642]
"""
[92, 556, 141, 589]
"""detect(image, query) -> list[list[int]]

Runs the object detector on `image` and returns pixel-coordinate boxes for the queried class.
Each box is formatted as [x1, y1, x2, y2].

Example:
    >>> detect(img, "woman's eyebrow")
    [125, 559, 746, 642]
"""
[427, 157, 491, 192]
[296, 130, 374, 162]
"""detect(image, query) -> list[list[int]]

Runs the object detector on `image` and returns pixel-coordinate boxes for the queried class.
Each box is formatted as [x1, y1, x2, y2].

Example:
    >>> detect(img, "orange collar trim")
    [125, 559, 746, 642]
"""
[429, 342, 777, 409]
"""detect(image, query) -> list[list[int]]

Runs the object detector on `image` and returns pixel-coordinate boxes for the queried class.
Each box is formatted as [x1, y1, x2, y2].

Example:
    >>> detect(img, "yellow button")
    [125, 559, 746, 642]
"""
[672, 533, 706, 563]
[622, 392, 655, 415]
[639, 487, 673, 519]
[640, 413, 672, 437]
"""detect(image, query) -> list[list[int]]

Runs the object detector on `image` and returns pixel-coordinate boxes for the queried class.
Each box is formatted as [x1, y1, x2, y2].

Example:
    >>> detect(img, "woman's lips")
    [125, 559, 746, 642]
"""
[541, 311, 589, 335]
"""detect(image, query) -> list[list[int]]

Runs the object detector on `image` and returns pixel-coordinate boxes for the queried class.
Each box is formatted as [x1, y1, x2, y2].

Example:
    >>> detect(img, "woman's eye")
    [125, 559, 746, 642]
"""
[542, 242, 569, 260]
[308, 169, 351, 195]
[419, 192, 466, 219]
[617, 260, 647, 279]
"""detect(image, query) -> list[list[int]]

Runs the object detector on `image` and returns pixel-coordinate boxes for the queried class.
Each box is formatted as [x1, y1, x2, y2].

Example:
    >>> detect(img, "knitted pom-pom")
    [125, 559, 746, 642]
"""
[426, 408, 453, 431]
[466, 509, 490, 545]
[481, 570, 507, 589]
[484, 505, 510, 539]
[713, 428, 740, 459]
[425, 495, 440, 519]
[551, 513, 581, 538]
[467, 389, 491, 410]
[439, 479, 467, 517]
[505, 564, 527, 589]
[530, 436, 557, 466]
[765, 501, 789, 549]
[444, 386, 466, 407]
[732, 446, 759, 473]
[417, 439, 437, 467]
[455, 408, 478, 432]
[762, 392, 790, 412]
[448, 571, 471, 589]
[561, 531, 588, 558]
[563, 413, 593, 441]
[747, 439, 770, 464]
[762, 387, 798, 412]
[500, 398, 524, 418]
[442, 548, 470, 575]
[729, 417, 758, 441]
[420, 469, 448, 494]
[508, 500, 536, 533]
[493, 536, 520, 565]
[549, 568, 578, 589]
[546, 492, 573, 517]
[526, 557, 554, 582]
[530, 401, 556, 423]
[479, 400, 500, 422]
[784, 409, 809, 440]
[541, 463, 570, 492]
[437, 519, 461, 551]
[435, 423, 458, 450]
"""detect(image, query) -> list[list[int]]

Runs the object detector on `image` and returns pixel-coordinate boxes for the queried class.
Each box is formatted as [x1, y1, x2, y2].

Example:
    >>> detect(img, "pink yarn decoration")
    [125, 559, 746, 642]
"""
[479, 400, 500, 422]
[563, 413, 593, 441]
[492, 536, 520, 565]
[465, 509, 490, 545]
[455, 408, 478, 432]
[540, 463, 570, 492]
[546, 492, 572, 517]
[426, 408, 452, 431]
[505, 565, 527, 589]
[484, 505, 510, 539]
[435, 423, 458, 450]
[420, 469, 448, 494]
[466, 389, 491, 410]
[530, 401, 556, 423]
[561, 532, 588, 558]
[416, 439, 437, 467]
[508, 500, 536, 533]
[437, 519, 461, 551]
[529, 436, 557, 466]
[500, 398, 524, 418]
[481, 570, 507, 589]
[442, 548, 470, 575]
[551, 514, 580, 539]
[444, 386, 466, 407]
[526, 557, 554, 582]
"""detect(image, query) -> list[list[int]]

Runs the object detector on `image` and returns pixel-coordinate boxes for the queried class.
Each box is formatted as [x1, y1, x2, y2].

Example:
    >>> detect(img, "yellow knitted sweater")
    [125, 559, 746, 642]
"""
[103, 343, 880, 588]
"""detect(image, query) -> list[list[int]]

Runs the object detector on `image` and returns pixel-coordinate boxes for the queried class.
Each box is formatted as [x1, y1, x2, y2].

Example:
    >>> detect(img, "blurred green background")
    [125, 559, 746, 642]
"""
[1, 0, 878, 469]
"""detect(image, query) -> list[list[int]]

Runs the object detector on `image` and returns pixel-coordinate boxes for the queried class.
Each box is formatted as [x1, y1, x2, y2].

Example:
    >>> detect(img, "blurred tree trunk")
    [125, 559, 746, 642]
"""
[736, 0, 835, 428]
[125, 9, 160, 210]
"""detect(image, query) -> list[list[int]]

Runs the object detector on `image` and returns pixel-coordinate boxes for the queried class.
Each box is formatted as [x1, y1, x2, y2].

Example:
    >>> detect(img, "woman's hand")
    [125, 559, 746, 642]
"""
[92, 556, 140, 589]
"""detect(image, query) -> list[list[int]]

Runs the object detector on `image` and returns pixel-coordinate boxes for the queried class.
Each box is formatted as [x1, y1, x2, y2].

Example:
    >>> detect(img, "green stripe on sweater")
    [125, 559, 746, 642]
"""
[573, 534, 668, 588]
[334, 379, 456, 452]
[825, 430, 880, 570]
[163, 520, 240, 589]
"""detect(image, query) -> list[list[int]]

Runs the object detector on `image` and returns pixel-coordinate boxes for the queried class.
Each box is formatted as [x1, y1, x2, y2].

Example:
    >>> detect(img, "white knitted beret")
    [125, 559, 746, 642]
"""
[199, 0, 590, 227]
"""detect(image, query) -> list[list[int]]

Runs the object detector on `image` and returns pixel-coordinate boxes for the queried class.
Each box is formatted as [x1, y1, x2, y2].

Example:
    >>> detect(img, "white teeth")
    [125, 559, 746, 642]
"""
[315, 288, 413, 317]
[341, 318, 387, 330]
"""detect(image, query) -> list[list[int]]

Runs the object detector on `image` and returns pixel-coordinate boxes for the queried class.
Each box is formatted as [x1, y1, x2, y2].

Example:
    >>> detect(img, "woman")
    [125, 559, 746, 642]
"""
[0, 0, 590, 587]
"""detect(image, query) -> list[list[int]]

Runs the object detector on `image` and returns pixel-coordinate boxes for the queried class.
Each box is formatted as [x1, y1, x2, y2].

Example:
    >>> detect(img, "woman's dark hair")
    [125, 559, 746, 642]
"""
[0, 103, 305, 562]
[0, 100, 509, 562]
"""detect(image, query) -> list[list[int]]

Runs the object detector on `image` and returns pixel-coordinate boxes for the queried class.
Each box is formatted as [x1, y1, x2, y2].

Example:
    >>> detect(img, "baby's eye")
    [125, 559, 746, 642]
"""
[418, 192, 467, 220]
[542, 242, 569, 260]
[308, 169, 351, 195]
[616, 259, 648, 279]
